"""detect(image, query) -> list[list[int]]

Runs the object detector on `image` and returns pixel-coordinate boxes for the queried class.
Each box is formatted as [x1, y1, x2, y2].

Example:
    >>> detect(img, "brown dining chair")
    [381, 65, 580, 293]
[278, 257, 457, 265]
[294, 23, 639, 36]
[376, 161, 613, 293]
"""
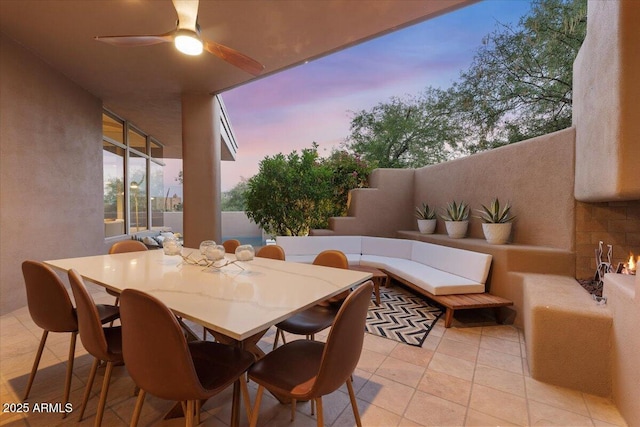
[272, 250, 350, 349]
[107, 240, 148, 305]
[222, 239, 241, 254]
[68, 269, 124, 427]
[255, 244, 286, 261]
[248, 281, 373, 427]
[119, 288, 255, 427]
[21, 261, 119, 417]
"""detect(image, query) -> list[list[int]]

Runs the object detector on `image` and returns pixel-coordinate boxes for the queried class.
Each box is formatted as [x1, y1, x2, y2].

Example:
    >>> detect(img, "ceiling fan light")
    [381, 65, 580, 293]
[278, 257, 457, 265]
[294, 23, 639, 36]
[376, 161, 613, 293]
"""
[175, 32, 203, 56]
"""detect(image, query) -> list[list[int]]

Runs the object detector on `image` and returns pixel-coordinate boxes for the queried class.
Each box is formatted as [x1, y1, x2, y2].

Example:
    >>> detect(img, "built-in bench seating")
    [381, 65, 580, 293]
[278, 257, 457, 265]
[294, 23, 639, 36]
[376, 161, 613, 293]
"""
[276, 235, 512, 326]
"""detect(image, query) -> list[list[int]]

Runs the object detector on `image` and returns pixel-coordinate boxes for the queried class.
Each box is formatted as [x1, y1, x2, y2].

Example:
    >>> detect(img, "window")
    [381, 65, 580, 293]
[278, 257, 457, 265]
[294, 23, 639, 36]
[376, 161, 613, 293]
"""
[102, 111, 166, 238]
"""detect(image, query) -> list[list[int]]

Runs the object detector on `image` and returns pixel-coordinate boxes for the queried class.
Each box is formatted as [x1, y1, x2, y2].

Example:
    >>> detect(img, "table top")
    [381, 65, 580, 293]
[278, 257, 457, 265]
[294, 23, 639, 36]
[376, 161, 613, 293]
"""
[45, 249, 371, 341]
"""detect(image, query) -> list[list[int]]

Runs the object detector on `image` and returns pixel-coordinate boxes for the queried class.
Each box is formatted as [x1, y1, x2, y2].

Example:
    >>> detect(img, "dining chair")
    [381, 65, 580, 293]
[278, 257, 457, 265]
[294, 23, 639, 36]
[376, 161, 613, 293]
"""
[272, 249, 349, 349]
[107, 240, 148, 306]
[119, 288, 255, 427]
[68, 269, 124, 427]
[222, 239, 241, 254]
[21, 260, 119, 418]
[255, 244, 286, 261]
[248, 281, 373, 427]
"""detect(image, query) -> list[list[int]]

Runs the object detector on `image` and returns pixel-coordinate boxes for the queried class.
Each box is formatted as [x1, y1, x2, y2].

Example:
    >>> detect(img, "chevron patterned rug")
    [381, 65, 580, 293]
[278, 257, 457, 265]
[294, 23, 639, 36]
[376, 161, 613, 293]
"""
[366, 285, 443, 347]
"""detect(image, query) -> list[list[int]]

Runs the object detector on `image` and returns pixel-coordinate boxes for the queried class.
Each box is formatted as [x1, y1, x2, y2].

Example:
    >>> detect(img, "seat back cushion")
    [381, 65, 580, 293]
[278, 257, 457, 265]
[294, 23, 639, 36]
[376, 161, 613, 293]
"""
[361, 237, 413, 260]
[276, 236, 362, 257]
[410, 241, 492, 284]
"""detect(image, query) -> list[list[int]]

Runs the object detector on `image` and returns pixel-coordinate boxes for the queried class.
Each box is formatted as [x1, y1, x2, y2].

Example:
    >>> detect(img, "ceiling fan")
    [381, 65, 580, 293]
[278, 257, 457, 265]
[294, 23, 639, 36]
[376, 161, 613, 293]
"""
[94, 0, 264, 76]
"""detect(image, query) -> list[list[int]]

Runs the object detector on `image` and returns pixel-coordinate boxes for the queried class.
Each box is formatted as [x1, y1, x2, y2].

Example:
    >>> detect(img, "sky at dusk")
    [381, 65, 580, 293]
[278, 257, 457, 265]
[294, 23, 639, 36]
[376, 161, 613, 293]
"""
[165, 0, 532, 194]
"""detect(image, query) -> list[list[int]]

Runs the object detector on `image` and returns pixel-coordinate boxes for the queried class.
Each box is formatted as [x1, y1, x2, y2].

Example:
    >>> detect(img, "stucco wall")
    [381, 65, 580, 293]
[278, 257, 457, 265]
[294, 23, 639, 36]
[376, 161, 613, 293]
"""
[573, 0, 640, 201]
[333, 129, 576, 252]
[327, 168, 415, 237]
[414, 129, 576, 251]
[0, 35, 104, 314]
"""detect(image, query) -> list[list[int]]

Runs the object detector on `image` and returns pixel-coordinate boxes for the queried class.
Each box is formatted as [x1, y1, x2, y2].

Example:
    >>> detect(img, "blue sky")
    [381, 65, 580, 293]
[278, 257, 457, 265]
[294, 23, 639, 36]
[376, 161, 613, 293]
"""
[168, 1, 533, 192]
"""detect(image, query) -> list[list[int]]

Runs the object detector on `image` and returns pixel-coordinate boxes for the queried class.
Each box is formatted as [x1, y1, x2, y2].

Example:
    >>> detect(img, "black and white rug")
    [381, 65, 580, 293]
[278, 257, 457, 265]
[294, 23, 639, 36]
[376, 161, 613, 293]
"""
[366, 285, 443, 347]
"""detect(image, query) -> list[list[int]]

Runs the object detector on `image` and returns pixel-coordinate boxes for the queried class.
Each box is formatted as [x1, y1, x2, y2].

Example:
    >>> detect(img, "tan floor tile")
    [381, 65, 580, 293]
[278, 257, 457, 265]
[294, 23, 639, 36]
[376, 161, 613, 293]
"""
[363, 333, 398, 355]
[333, 400, 402, 427]
[417, 369, 471, 406]
[356, 348, 387, 373]
[528, 400, 596, 426]
[389, 344, 434, 368]
[442, 327, 483, 345]
[464, 408, 519, 426]
[376, 356, 426, 388]
[436, 338, 479, 362]
[428, 352, 475, 382]
[404, 389, 467, 426]
[525, 377, 589, 416]
[469, 384, 528, 426]
[481, 325, 520, 342]
[333, 397, 402, 427]
[473, 365, 525, 397]
[480, 335, 521, 357]
[421, 333, 442, 351]
[476, 348, 523, 375]
[357, 374, 414, 416]
[398, 417, 426, 426]
[583, 393, 628, 426]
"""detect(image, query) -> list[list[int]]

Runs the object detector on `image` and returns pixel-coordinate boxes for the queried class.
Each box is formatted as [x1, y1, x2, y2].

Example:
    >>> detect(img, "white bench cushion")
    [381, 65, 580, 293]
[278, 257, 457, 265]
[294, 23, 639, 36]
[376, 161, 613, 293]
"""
[276, 236, 362, 262]
[410, 241, 491, 284]
[361, 236, 412, 259]
[361, 255, 484, 295]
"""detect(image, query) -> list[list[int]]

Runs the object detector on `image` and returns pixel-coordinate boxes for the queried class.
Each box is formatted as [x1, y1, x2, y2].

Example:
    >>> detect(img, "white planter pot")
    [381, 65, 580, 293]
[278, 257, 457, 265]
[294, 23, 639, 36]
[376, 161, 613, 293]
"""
[445, 220, 468, 238]
[417, 219, 437, 234]
[482, 222, 512, 244]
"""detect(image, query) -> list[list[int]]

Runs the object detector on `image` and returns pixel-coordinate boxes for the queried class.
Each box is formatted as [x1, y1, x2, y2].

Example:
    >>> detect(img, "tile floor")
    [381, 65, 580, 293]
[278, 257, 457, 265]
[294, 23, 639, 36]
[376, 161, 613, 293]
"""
[0, 285, 629, 427]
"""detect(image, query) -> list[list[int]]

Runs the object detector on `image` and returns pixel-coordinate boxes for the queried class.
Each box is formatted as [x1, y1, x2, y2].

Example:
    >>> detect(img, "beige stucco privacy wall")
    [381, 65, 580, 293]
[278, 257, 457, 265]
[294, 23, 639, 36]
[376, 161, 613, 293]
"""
[573, 0, 640, 201]
[330, 129, 576, 252]
[0, 35, 108, 313]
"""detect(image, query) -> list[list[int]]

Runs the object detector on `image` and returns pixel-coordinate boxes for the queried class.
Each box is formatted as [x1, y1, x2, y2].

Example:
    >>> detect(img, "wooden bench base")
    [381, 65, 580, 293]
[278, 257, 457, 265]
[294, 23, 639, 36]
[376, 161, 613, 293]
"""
[385, 271, 513, 327]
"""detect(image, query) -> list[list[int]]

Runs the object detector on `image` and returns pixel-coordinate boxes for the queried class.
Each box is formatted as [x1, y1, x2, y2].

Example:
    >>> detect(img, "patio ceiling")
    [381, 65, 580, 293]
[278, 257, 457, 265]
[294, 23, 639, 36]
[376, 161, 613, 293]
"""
[0, 0, 476, 158]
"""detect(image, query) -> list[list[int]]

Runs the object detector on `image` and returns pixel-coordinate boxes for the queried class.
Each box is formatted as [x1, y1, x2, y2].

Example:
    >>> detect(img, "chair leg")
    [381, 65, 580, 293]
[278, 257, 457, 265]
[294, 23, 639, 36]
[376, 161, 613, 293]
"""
[315, 397, 324, 427]
[195, 399, 201, 425]
[79, 358, 99, 421]
[240, 375, 252, 421]
[62, 331, 77, 418]
[272, 328, 280, 350]
[310, 398, 315, 415]
[185, 400, 194, 427]
[95, 361, 114, 427]
[346, 376, 362, 427]
[249, 385, 264, 427]
[129, 389, 146, 427]
[23, 329, 48, 400]
[291, 399, 296, 421]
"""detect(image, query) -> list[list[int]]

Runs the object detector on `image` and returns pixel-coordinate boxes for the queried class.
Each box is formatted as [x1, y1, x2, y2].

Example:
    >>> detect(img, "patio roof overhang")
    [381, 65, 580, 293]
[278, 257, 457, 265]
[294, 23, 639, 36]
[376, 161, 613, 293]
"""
[0, 0, 476, 159]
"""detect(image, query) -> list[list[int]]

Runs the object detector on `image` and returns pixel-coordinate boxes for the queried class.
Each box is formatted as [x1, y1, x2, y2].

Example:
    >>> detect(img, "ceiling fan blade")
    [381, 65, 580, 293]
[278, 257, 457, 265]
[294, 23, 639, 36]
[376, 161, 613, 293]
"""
[95, 32, 174, 47]
[204, 40, 265, 76]
[172, 0, 199, 32]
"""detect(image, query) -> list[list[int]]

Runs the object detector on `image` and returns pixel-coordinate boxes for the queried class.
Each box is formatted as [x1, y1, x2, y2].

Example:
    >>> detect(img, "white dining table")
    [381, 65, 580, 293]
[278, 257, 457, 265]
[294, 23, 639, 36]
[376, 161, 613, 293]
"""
[45, 248, 371, 425]
[45, 248, 371, 345]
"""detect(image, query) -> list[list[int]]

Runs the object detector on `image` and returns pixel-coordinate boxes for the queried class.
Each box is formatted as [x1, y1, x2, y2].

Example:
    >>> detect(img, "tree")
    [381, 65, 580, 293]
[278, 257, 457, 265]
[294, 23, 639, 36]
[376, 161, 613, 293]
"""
[344, 88, 460, 168]
[245, 145, 335, 236]
[245, 145, 373, 236]
[344, 0, 587, 162]
[452, 0, 587, 153]
[322, 150, 373, 217]
[221, 180, 249, 211]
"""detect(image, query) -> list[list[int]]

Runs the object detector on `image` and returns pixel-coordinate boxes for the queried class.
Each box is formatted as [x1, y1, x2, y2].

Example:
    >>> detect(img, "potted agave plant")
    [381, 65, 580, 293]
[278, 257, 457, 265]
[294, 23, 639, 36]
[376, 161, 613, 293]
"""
[415, 203, 437, 234]
[440, 200, 469, 238]
[476, 198, 515, 244]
